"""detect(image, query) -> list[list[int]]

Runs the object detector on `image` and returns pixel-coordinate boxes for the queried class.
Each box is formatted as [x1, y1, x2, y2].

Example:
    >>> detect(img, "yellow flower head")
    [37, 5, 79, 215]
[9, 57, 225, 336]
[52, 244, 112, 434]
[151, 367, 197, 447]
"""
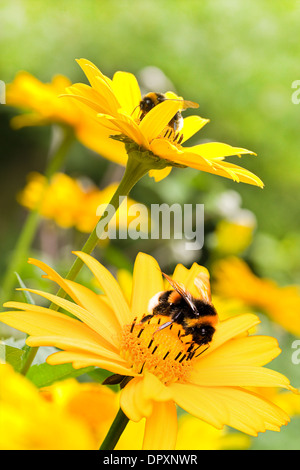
[18, 171, 146, 233]
[6, 71, 128, 167]
[0, 363, 95, 450]
[6, 71, 81, 129]
[213, 256, 300, 336]
[41, 378, 119, 447]
[1, 252, 296, 450]
[63, 59, 264, 186]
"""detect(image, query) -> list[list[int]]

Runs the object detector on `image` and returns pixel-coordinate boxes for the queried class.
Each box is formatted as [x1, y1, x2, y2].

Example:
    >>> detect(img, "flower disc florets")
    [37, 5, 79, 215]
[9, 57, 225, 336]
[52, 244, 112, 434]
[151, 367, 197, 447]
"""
[120, 314, 201, 386]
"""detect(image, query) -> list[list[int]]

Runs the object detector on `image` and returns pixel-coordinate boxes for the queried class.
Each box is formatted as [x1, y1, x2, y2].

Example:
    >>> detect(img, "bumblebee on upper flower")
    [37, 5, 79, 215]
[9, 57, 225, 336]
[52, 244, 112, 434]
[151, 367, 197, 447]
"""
[63, 59, 264, 186]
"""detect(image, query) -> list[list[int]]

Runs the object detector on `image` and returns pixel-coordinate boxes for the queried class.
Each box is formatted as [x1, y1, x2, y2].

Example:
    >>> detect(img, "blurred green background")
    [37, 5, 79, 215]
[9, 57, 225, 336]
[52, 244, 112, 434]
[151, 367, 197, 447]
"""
[1, 0, 300, 449]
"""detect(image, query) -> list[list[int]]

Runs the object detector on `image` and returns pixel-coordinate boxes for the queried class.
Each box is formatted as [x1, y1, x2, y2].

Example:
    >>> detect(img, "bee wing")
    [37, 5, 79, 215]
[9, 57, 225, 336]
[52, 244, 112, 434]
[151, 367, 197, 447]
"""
[162, 272, 198, 314]
[194, 272, 212, 304]
[164, 92, 199, 110]
[181, 100, 199, 110]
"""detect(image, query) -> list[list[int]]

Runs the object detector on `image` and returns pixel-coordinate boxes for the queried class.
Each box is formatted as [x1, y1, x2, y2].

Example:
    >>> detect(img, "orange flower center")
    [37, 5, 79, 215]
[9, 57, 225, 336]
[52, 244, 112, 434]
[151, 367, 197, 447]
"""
[120, 315, 201, 385]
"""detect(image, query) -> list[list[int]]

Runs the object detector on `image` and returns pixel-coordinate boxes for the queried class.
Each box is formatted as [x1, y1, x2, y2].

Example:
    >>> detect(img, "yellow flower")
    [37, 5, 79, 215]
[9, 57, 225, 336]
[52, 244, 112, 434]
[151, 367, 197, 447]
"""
[41, 378, 119, 447]
[63, 59, 264, 186]
[18, 171, 147, 233]
[6, 71, 128, 167]
[6, 71, 81, 129]
[1, 252, 296, 450]
[213, 256, 300, 336]
[213, 218, 256, 255]
[175, 414, 251, 450]
[0, 363, 95, 450]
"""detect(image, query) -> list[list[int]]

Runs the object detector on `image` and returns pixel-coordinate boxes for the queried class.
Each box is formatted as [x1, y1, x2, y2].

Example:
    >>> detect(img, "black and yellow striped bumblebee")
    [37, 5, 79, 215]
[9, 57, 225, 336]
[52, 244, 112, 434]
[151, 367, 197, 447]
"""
[142, 272, 218, 349]
[138, 92, 199, 141]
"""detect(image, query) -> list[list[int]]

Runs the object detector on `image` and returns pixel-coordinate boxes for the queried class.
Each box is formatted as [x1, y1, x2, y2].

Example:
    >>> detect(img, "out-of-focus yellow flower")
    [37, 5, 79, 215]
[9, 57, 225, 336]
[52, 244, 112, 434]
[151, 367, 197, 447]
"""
[1, 252, 297, 450]
[18, 171, 147, 234]
[63, 58, 264, 186]
[0, 363, 95, 450]
[213, 218, 255, 255]
[6, 72, 81, 129]
[175, 413, 251, 450]
[41, 378, 119, 448]
[213, 257, 300, 336]
[116, 412, 251, 450]
[250, 387, 300, 420]
[116, 413, 251, 450]
[6, 71, 129, 167]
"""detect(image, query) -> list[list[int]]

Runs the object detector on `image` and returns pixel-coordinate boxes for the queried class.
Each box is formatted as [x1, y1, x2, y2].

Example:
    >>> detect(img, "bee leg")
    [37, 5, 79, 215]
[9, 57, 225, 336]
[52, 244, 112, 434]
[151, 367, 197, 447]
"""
[154, 319, 174, 333]
[140, 314, 154, 324]
[178, 134, 184, 144]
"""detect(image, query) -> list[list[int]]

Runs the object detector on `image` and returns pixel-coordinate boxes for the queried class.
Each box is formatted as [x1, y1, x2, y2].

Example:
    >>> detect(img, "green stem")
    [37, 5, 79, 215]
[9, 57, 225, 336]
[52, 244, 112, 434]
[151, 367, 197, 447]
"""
[20, 346, 39, 375]
[1, 127, 74, 306]
[49, 153, 151, 310]
[99, 407, 129, 450]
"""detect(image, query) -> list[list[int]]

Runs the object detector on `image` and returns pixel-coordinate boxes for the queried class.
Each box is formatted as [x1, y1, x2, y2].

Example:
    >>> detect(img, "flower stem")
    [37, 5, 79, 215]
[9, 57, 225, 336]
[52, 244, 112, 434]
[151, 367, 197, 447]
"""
[99, 407, 129, 450]
[1, 126, 74, 306]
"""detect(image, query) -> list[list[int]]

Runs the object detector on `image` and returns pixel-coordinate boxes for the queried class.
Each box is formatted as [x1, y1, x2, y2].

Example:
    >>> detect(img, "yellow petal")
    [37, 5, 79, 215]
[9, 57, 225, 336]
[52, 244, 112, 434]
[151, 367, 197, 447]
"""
[184, 154, 263, 187]
[1, 306, 116, 353]
[104, 113, 149, 148]
[1, 303, 90, 337]
[64, 279, 121, 333]
[178, 263, 210, 299]
[73, 251, 132, 326]
[172, 263, 189, 284]
[170, 383, 290, 436]
[193, 335, 281, 369]
[76, 59, 120, 114]
[148, 166, 172, 182]
[186, 142, 256, 160]
[188, 364, 294, 390]
[130, 252, 164, 318]
[76, 58, 114, 89]
[63, 84, 109, 115]
[143, 401, 177, 450]
[46, 350, 135, 376]
[151, 140, 263, 187]
[206, 387, 290, 435]
[75, 118, 128, 165]
[120, 372, 172, 421]
[16, 288, 119, 349]
[139, 100, 182, 142]
[205, 313, 261, 356]
[28, 257, 121, 334]
[181, 115, 210, 143]
[169, 382, 228, 429]
[25, 335, 122, 361]
[112, 71, 142, 116]
[150, 139, 213, 168]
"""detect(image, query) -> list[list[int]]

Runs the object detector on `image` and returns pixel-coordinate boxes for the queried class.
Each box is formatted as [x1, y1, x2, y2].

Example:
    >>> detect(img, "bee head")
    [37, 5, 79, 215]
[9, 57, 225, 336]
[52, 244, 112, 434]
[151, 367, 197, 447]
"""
[140, 92, 165, 113]
[194, 323, 216, 346]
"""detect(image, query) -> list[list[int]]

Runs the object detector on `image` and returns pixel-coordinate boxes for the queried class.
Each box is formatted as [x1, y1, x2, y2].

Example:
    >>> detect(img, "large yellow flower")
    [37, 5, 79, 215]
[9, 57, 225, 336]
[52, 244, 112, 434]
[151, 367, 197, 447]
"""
[1, 252, 296, 449]
[63, 59, 264, 186]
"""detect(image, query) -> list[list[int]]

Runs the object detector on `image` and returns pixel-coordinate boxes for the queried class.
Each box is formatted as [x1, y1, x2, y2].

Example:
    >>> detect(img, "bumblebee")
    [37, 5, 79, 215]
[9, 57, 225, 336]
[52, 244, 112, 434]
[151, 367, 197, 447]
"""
[138, 92, 199, 138]
[142, 272, 218, 350]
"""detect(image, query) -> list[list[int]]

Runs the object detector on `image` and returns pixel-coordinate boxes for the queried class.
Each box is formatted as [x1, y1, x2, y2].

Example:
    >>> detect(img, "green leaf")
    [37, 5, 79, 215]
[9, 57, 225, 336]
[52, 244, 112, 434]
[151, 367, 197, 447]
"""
[26, 362, 95, 388]
[15, 272, 35, 305]
[0, 341, 25, 370]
